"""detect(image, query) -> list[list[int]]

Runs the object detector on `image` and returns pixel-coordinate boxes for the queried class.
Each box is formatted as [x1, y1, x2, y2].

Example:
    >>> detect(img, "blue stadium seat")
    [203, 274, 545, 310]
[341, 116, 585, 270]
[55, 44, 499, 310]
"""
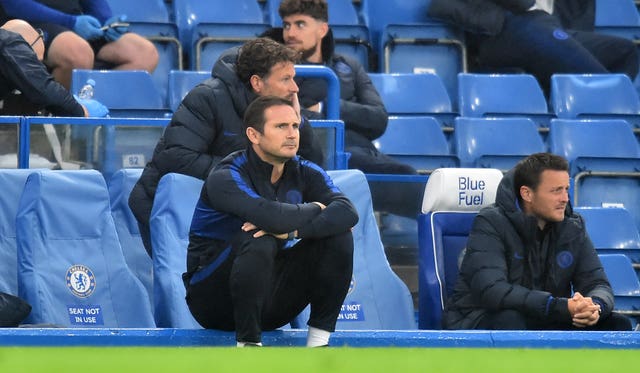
[173, 0, 269, 71]
[266, 0, 371, 69]
[549, 119, 640, 230]
[418, 167, 504, 329]
[453, 117, 546, 170]
[550, 74, 640, 127]
[16, 170, 155, 327]
[150, 173, 203, 328]
[373, 116, 458, 173]
[71, 69, 171, 117]
[458, 73, 552, 128]
[0, 169, 33, 295]
[369, 72, 455, 127]
[107, 168, 153, 305]
[105, 0, 182, 101]
[576, 207, 640, 266]
[595, 0, 640, 26]
[598, 254, 640, 328]
[167, 70, 210, 112]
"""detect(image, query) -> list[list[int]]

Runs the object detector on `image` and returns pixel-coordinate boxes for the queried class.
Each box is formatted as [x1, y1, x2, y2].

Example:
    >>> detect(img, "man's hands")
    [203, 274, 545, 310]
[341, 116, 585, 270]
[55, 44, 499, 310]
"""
[241, 201, 326, 239]
[73, 15, 103, 40]
[568, 292, 601, 327]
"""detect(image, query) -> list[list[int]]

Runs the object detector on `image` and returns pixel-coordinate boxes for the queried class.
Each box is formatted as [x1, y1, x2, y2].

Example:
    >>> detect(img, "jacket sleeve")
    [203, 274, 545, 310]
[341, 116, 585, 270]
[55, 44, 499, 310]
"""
[1, 37, 84, 116]
[571, 219, 615, 318]
[80, 0, 112, 24]
[489, 0, 535, 12]
[464, 214, 571, 323]
[297, 116, 324, 166]
[339, 59, 388, 141]
[295, 162, 359, 238]
[154, 84, 223, 180]
[204, 167, 323, 234]
[0, 0, 76, 29]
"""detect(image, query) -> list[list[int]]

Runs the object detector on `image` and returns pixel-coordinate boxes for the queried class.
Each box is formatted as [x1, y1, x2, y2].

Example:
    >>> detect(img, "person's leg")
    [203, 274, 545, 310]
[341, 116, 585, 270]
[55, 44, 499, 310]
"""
[46, 34, 94, 90]
[95, 33, 159, 73]
[589, 312, 633, 331]
[476, 309, 529, 330]
[571, 30, 639, 80]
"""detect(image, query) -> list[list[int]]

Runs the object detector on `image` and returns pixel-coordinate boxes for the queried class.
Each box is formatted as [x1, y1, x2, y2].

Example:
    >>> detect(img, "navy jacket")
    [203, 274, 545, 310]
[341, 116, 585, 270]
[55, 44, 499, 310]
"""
[186, 146, 358, 275]
[443, 169, 614, 329]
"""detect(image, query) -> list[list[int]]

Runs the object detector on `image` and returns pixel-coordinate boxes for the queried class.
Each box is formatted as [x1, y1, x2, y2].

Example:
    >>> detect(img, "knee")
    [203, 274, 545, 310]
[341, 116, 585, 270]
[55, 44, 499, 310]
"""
[50, 35, 94, 68]
[480, 309, 528, 330]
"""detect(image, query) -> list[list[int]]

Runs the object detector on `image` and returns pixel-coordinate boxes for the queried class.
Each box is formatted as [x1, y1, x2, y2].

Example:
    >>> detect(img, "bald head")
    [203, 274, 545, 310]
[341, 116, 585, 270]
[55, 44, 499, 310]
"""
[1, 19, 45, 60]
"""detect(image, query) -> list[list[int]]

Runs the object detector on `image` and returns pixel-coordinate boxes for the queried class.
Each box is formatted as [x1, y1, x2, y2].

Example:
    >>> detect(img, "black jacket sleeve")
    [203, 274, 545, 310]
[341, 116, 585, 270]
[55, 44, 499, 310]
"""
[154, 83, 223, 180]
[0, 33, 84, 117]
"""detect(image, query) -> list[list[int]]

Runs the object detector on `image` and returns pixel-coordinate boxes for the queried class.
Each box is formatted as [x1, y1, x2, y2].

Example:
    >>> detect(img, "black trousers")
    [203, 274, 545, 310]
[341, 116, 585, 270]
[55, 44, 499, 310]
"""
[476, 309, 633, 331]
[185, 230, 354, 343]
[473, 10, 639, 94]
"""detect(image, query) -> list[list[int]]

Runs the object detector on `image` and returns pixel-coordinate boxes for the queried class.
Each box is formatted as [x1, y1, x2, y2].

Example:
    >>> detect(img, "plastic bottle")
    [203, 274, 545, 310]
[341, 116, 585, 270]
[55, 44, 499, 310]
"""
[78, 79, 96, 100]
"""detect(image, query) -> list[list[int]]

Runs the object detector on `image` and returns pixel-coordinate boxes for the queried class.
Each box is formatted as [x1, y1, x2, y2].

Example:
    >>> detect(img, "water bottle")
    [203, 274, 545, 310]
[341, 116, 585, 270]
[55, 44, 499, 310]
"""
[78, 79, 96, 100]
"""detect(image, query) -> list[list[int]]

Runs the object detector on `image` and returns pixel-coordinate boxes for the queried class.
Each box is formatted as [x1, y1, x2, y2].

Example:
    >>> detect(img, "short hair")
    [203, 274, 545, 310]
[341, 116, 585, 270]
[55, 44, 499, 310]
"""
[243, 95, 295, 134]
[236, 37, 301, 84]
[513, 152, 569, 204]
[279, 0, 328, 22]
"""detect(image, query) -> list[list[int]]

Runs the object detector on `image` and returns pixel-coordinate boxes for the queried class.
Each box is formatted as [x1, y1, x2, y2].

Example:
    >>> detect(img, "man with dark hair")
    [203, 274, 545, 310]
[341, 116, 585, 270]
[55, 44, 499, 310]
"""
[129, 37, 323, 256]
[444, 152, 631, 331]
[266, 0, 421, 218]
[184, 95, 357, 347]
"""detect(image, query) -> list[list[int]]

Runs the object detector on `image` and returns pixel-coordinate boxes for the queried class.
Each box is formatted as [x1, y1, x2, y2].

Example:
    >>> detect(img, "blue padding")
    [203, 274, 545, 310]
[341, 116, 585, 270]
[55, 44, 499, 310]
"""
[418, 211, 478, 329]
[108, 169, 153, 305]
[16, 170, 155, 327]
[0, 169, 34, 295]
[490, 330, 640, 348]
[150, 173, 203, 328]
[328, 170, 417, 329]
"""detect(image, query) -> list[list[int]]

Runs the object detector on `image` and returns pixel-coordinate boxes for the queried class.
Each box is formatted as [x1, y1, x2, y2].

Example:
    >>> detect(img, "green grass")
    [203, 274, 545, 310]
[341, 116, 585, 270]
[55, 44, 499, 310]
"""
[1, 347, 639, 372]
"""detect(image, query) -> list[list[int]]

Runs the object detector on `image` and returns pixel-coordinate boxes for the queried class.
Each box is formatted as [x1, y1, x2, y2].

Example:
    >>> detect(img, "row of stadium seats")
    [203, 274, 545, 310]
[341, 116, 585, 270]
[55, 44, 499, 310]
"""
[0, 168, 416, 329]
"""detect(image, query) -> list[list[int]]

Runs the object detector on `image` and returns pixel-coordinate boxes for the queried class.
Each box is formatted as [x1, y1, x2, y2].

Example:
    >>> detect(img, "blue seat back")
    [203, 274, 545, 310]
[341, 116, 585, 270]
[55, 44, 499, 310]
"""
[150, 173, 203, 328]
[16, 170, 155, 327]
[418, 167, 504, 329]
[369, 73, 452, 115]
[551, 74, 640, 120]
[0, 169, 33, 295]
[458, 73, 549, 123]
[576, 207, 640, 264]
[167, 70, 210, 112]
[373, 116, 457, 173]
[595, 0, 640, 26]
[108, 169, 153, 304]
[599, 254, 640, 296]
[453, 117, 546, 169]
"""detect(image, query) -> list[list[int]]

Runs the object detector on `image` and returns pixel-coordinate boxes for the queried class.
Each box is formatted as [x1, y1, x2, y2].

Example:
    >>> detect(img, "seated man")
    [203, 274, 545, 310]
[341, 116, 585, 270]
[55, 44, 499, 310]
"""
[444, 152, 631, 331]
[183, 95, 358, 347]
[0, 0, 158, 89]
[129, 37, 323, 257]
[427, 0, 638, 94]
[0, 19, 107, 117]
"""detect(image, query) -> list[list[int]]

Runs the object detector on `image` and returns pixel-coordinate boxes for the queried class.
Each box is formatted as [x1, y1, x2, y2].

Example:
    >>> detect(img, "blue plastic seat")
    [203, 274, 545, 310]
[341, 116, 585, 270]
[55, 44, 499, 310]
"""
[453, 117, 546, 170]
[417, 167, 504, 329]
[150, 173, 203, 328]
[595, 0, 640, 26]
[173, 0, 269, 71]
[105, 0, 182, 101]
[107, 168, 152, 305]
[16, 170, 155, 327]
[576, 207, 640, 266]
[550, 74, 640, 127]
[598, 254, 640, 328]
[373, 116, 458, 173]
[0, 169, 34, 295]
[167, 70, 210, 112]
[458, 73, 551, 128]
[549, 119, 640, 230]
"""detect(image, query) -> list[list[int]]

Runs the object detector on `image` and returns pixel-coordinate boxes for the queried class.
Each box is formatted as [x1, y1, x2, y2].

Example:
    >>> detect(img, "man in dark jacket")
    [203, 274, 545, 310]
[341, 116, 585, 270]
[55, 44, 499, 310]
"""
[184, 95, 357, 347]
[268, 0, 421, 218]
[427, 0, 638, 94]
[129, 37, 323, 256]
[0, 19, 106, 117]
[444, 153, 631, 330]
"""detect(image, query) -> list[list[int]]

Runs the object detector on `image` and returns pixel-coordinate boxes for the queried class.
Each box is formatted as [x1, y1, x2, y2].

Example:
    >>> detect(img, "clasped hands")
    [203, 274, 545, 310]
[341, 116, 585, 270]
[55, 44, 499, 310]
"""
[567, 292, 601, 327]
[241, 201, 326, 239]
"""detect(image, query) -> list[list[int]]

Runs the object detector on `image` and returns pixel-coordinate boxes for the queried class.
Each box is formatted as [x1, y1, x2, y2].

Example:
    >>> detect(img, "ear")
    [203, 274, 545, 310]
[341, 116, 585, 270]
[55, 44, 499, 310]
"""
[246, 126, 260, 145]
[520, 186, 532, 203]
[318, 21, 329, 38]
[249, 75, 262, 94]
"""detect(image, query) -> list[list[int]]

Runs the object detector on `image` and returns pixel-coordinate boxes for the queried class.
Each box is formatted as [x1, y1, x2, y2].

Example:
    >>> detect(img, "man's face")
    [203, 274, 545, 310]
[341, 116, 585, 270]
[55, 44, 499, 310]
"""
[250, 104, 300, 164]
[282, 14, 328, 62]
[522, 170, 570, 227]
[252, 62, 299, 100]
